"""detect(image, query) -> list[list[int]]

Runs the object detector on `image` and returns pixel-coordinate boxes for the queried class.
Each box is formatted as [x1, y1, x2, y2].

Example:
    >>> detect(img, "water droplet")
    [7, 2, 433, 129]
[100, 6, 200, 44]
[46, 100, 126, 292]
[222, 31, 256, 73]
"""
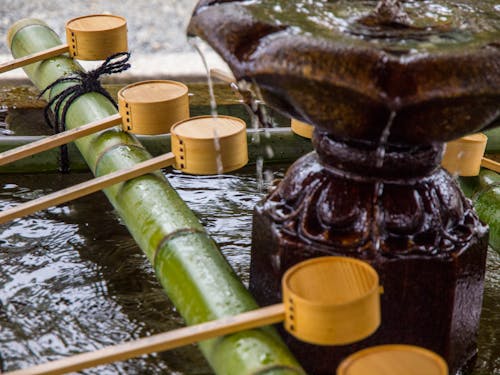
[256, 156, 264, 191]
[259, 352, 273, 365]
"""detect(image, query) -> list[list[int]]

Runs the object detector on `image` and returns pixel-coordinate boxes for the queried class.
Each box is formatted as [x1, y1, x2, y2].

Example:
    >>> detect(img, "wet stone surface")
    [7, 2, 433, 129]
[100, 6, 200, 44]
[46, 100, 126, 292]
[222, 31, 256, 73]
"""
[189, 0, 500, 144]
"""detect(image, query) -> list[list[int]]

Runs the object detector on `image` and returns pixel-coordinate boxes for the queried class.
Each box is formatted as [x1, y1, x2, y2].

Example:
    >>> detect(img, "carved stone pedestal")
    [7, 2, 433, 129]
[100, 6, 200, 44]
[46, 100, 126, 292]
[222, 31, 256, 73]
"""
[250, 131, 488, 375]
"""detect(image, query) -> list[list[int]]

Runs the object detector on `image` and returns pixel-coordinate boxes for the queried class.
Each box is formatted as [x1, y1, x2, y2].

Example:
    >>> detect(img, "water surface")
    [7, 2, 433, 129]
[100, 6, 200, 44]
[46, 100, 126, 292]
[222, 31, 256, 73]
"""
[243, 0, 500, 53]
[0, 166, 498, 374]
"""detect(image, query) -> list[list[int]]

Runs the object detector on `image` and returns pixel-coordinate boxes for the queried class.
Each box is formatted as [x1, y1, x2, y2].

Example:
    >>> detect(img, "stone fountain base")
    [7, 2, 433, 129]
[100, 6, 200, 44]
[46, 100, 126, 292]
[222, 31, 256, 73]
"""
[250, 132, 488, 374]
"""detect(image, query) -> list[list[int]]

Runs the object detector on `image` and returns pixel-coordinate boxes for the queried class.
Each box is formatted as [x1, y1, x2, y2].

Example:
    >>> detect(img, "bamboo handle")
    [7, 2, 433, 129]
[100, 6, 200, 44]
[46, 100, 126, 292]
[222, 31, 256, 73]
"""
[210, 68, 235, 84]
[0, 44, 69, 74]
[0, 114, 122, 166]
[0, 152, 176, 224]
[481, 157, 500, 173]
[5, 304, 285, 375]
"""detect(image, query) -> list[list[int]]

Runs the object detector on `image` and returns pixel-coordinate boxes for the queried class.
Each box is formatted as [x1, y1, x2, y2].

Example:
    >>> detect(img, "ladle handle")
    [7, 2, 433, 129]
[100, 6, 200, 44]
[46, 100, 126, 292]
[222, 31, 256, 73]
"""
[5, 304, 285, 375]
[0, 44, 69, 74]
[0, 152, 176, 225]
[481, 157, 500, 173]
[0, 114, 122, 167]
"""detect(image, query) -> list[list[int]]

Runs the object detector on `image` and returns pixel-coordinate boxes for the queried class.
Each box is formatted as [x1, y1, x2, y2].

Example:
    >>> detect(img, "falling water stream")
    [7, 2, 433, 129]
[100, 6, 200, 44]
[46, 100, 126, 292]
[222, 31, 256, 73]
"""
[190, 38, 278, 187]
[375, 111, 397, 168]
[231, 79, 277, 190]
[371, 111, 397, 252]
[190, 37, 226, 175]
[189, 38, 218, 119]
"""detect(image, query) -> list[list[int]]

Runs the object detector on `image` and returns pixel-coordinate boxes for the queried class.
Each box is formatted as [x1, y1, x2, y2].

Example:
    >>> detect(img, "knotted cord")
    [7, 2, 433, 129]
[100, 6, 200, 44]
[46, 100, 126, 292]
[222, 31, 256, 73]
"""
[38, 52, 131, 172]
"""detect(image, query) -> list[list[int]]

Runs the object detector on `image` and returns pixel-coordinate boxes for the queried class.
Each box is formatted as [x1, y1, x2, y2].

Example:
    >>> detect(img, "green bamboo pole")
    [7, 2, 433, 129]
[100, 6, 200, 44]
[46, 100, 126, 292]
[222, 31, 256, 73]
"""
[474, 170, 500, 252]
[8, 19, 304, 375]
[459, 170, 500, 253]
[484, 127, 500, 154]
[0, 129, 313, 173]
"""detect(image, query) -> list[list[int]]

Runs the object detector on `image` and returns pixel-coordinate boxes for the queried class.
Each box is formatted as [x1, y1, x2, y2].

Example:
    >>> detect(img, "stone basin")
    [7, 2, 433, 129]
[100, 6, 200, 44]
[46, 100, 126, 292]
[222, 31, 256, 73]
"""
[188, 0, 500, 144]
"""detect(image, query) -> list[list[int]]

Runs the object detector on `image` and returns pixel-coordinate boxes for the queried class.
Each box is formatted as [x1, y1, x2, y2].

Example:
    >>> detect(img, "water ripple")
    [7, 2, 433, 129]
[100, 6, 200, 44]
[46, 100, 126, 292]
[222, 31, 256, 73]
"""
[0, 165, 497, 374]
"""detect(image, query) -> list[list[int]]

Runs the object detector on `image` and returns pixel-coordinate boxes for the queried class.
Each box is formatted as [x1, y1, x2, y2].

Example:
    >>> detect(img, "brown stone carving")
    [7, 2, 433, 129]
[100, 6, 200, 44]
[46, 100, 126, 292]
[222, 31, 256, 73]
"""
[189, 0, 500, 144]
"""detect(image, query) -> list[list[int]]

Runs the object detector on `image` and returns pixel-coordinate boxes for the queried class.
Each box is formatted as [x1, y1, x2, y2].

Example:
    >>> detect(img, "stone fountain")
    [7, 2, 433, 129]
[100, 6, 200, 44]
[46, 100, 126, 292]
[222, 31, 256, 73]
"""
[188, 0, 499, 373]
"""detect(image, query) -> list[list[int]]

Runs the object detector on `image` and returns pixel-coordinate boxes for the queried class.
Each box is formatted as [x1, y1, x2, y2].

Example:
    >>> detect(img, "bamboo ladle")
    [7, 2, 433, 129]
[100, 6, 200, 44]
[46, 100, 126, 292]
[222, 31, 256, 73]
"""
[337, 344, 448, 375]
[442, 133, 500, 175]
[0, 15, 128, 74]
[5, 256, 383, 375]
[0, 116, 248, 224]
[0, 80, 189, 167]
[0, 82, 248, 224]
[0, 152, 176, 225]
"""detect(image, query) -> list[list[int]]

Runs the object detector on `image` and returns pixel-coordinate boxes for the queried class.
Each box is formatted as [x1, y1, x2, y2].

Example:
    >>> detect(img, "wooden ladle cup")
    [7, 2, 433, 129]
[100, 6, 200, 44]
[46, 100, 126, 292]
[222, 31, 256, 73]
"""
[1, 15, 128, 74]
[6, 256, 382, 375]
[442, 133, 500, 175]
[0, 81, 248, 224]
[0, 80, 189, 167]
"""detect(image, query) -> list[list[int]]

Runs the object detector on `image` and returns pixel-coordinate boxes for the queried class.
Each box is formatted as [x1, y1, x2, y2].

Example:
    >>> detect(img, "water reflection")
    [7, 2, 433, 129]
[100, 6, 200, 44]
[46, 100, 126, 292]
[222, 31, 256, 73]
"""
[244, 0, 499, 52]
[476, 249, 500, 375]
[0, 173, 212, 374]
[0, 166, 498, 374]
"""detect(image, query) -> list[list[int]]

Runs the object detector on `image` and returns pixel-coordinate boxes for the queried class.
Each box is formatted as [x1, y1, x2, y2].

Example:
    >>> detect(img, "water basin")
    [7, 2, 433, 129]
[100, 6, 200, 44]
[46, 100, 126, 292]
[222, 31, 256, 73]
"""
[188, 0, 500, 144]
[0, 165, 498, 374]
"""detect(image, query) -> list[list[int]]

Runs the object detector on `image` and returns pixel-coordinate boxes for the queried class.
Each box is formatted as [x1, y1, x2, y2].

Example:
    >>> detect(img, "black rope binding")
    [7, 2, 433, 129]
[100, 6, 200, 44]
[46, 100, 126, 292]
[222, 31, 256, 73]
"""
[38, 52, 131, 173]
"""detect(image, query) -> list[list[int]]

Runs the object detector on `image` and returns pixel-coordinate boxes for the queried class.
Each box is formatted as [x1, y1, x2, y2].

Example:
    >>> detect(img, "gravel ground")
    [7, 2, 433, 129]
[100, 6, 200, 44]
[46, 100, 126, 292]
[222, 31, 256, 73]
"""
[0, 0, 199, 54]
[0, 0, 229, 81]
